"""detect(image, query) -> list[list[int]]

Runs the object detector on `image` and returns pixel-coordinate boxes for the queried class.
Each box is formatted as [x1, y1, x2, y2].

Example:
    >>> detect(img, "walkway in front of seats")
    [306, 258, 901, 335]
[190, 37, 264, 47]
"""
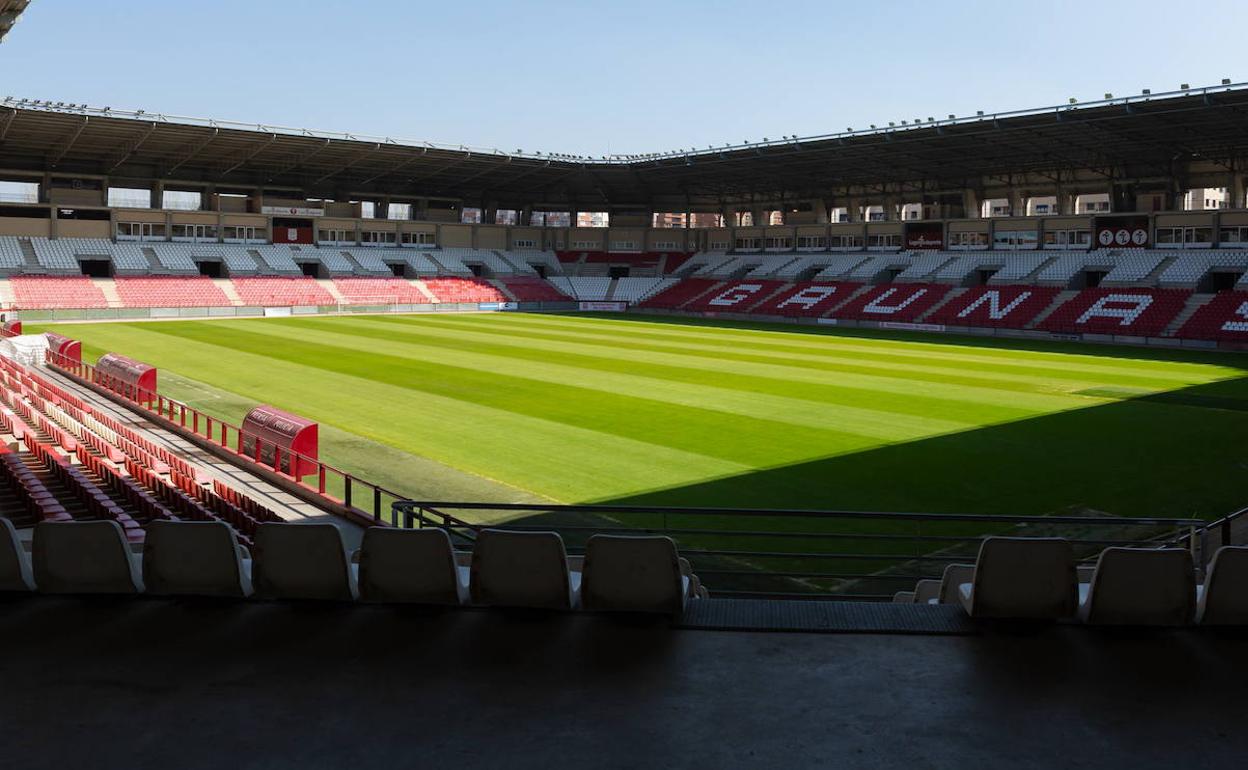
[43, 367, 365, 547]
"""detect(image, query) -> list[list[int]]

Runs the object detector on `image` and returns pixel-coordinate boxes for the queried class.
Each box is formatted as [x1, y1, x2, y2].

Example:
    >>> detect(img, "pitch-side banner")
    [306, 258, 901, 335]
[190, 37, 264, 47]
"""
[1094, 215, 1149, 248]
[579, 301, 627, 311]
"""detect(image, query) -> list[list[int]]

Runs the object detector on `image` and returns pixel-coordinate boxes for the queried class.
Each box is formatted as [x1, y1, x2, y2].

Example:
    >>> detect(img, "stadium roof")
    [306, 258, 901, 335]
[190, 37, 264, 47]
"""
[2, 82, 1248, 209]
[0, 0, 31, 43]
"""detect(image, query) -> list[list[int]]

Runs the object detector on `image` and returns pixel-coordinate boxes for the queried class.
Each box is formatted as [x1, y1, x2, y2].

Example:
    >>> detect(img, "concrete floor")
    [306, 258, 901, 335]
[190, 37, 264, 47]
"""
[1, 596, 1245, 769]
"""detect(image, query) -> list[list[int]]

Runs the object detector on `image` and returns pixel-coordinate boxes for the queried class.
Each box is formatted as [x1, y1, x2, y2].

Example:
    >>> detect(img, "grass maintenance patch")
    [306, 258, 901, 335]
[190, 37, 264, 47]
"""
[30, 313, 1248, 521]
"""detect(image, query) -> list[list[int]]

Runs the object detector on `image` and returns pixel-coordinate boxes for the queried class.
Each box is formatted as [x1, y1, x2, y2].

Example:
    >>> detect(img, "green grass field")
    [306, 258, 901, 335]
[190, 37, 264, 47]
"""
[28, 312, 1248, 522]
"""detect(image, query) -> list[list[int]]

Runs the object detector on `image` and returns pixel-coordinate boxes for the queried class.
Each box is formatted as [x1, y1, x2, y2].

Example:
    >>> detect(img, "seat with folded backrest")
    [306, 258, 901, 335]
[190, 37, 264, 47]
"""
[936, 564, 974, 605]
[32, 520, 143, 594]
[957, 537, 1077, 620]
[0, 517, 34, 593]
[892, 591, 916, 603]
[580, 535, 688, 615]
[142, 520, 253, 598]
[356, 527, 468, 605]
[913, 578, 941, 604]
[1079, 547, 1195, 626]
[253, 522, 357, 601]
[469, 528, 577, 610]
[1197, 546, 1248, 626]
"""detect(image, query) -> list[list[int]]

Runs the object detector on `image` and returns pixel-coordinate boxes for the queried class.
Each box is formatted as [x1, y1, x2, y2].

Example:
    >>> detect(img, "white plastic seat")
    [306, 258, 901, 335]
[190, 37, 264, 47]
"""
[142, 520, 253, 598]
[957, 537, 1077, 620]
[0, 518, 34, 592]
[936, 564, 974, 605]
[469, 529, 578, 610]
[913, 578, 941, 604]
[892, 591, 916, 603]
[253, 523, 358, 601]
[1079, 547, 1195, 626]
[32, 520, 143, 595]
[356, 527, 468, 605]
[1197, 546, 1248, 626]
[580, 535, 688, 615]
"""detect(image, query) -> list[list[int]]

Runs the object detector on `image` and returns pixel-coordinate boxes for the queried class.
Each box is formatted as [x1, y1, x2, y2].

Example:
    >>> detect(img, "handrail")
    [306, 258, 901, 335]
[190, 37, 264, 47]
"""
[45, 350, 408, 525]
[392, 500, 1212, 600]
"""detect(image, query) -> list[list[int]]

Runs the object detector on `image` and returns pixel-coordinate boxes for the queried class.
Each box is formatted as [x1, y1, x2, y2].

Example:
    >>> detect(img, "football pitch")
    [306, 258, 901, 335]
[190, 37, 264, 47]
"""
[28, 312, 1248, 522]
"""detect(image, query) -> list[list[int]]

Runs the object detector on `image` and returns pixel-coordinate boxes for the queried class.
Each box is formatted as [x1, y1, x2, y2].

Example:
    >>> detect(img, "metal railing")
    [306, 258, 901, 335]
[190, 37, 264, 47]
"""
[46, 350, 408, 526]
[393, 500, 1208, 600]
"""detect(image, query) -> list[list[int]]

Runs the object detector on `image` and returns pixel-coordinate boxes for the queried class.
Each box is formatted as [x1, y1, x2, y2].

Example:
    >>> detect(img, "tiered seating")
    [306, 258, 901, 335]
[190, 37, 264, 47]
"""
[635, 277, 720, 309]
[742, 255, 802, 278]
[428, 249, 483, 275]
[250, 246, 302, 273]
[926, 286, 1060, 328]
[548, 276, 611, 300]
[1037, 288, 1191, 337]
[29, 238, 81, 271]
[221, 249, 259, 274]
[231, 277, 334, 306]
[11, 277, 108, 309]
[683, 280, 787, 313]
[1035, 252, 1117, 283]
[114, 277, 230, 308]
[748, 282, 862, 318]
[810, 254, 874, 280]
[502, 250, 560, 275]
[611, 277, 677, 303]
[894, 252, 955, 281]
[332, 278, 429, 304]
[660, 252, 694, 274]
[831, 283, 953, 323]
[498, 277, 572, 302]
[1176, 291, 1248, 342]
[342, 249, 392, 274]
[422, 277, 506, 303]
[988, 253, 1052, 283]
[0, 236, 28, 269]
[314, 250, 356, 275]
[1101, 249, 1165, 283]
[1157, 251, 1248, 287]
[149, 244, 199, 272]
[847, 254, 912, 282]
[111, 243, 151, 273]
[683, 251, 733, 275]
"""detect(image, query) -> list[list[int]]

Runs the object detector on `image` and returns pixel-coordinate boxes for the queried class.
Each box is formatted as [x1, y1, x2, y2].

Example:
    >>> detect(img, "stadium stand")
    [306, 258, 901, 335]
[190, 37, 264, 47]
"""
[114, 277, 230, 308]
[549, 276, 612, 300]
[503, 249, 562, 275]
[926, 285, 1061, 328]
[422, 277, 506, 303]
[341, 249, 393, 275]
[231, 277, 334, 306]
[748, 281, 862, 317]
[684, 280, 786, 313]
[1036, 288, 1191, 337]
[312, 250, 356, 275]
[250, 246, 302, 274]
[811, 254, 875, 280]
[11, 276, 108, 308]
[611, 276, 678, 303]
[0, 236, 29, 269]
[498, 276, 572, 302]
[831, 283, 953, 323]
[1101, 249, 1167, 283]
[1157, 250, 1248, 287]
[1176, 290, 1248, 341]
[111, 243, 152, 273]
[149, 244, 199, 273]
[894, 251, 956, 281]
[635, 277, 721, 309]
[332, 277, 429, 304]
[984, 253, 1052, 283]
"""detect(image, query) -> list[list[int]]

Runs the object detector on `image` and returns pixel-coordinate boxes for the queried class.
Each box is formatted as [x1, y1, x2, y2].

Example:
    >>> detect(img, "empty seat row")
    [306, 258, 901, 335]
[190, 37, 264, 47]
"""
[896, 537, 1248, 626]
[3, 520, 704, 616]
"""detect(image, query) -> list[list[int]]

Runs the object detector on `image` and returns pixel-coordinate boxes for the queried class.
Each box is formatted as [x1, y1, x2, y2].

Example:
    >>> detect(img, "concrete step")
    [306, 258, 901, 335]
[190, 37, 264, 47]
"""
[212, 278, 244, 306]
[92, 278, 123, 308]
[408, 279, 438, 303]
[17, 238, 39, 271]
[1025, 289, 1080, 329]
[0, 279, 17, 310]
[1162, 292, 1215, 337]
[916, 286, 968, 322]
[315, 279, 347, 304]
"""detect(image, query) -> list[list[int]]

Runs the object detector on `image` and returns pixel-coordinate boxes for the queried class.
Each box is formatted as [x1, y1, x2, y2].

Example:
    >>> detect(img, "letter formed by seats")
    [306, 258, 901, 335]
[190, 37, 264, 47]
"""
[777, 285, 839, 310]
[708, 283, 763, 307]
[1221, 300, 1248, 333]
[957, 290, 1031, 320]
[1076, 294, 1153, 327]
[863, 287, 926, 315]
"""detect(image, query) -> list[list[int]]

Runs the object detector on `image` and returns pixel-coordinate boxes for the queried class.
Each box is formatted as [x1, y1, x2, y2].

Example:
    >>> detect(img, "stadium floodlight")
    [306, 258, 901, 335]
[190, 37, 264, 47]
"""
[948, 114, 956, 119]
[1141, 89, 1150, 95]
[1104, 93, 1113, 99]
[1222, 78, 1231, 85]
[1068, 98, 1077, 104]
[1181, 83, 1190, 89]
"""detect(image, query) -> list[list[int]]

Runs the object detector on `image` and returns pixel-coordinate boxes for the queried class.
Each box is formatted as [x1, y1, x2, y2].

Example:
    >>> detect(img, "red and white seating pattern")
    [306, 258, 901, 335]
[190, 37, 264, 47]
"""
[1177, 291, 1248, 342]
[114, 277, 230, 308]
[11, 277, 108, 309]
[1037, 288, 1191, 337]
[831, 284, 952, 323]
[499, 277, 573, 302]
[422, 278, 507, 304]
[683, 281, 786, 313]
[332, 278, 429, 304]
[230, 277, 335, 306]
[749, 282, 862, 317]
[926, 286, 1060, 328]
[635, 278, 721, 309]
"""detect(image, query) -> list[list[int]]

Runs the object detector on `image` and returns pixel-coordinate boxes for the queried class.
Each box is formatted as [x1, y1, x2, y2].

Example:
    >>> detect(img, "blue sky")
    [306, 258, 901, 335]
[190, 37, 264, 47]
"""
[1, 0, 1243, 155]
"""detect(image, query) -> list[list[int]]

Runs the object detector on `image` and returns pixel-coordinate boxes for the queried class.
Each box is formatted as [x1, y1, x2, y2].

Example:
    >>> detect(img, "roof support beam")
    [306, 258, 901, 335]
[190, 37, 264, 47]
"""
[164, 128, 220, 175]
[312, 142, 382, 184]
[106, 121, 159, 172]
[218, 134, 278, 178]
[48, 116, 88, 167]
